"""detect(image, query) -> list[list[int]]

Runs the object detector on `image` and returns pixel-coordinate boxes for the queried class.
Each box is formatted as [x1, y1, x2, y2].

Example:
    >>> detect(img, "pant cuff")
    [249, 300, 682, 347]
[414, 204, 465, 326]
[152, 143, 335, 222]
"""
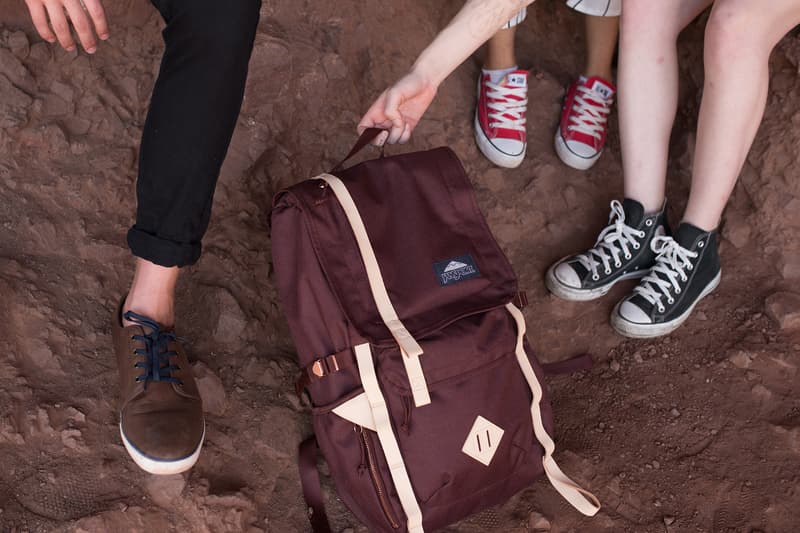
[127, 226, 201, 268]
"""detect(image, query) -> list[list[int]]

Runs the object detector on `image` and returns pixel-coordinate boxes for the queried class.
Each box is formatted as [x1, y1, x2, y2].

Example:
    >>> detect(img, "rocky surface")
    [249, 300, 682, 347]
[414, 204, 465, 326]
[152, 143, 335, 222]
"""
[2, 1, 800, 532]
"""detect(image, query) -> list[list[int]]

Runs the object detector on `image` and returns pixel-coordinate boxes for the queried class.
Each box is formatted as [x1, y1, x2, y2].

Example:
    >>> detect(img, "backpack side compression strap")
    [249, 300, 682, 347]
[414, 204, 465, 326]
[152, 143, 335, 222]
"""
[319, 173, 431, 408]
[505, 303, 602, 516]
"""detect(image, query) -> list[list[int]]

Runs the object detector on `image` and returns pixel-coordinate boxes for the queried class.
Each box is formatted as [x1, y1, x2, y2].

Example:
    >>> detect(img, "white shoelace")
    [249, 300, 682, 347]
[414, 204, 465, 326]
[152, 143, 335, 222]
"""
[577, 200, 645, 279]
[485, 81, 527, 131]
[634, 236, 698, 312]
[567, 85, 612, 140]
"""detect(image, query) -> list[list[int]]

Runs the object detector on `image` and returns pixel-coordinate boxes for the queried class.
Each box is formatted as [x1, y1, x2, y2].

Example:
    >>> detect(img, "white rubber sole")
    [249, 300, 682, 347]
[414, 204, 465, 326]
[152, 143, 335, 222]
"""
[545, 259, 648, 302]
[554, 131, 601, 171]
[610, 270, 722, 338]
[474, 114, 526, 169]
[120, 422, 204, 475]
[566, 0, 622, 17]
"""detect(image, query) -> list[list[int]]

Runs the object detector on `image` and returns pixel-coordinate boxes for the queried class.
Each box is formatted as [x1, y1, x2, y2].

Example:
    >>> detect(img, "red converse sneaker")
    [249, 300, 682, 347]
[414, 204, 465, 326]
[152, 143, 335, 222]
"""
[554, 76, 615, 170]
[474, 70, 528, 168]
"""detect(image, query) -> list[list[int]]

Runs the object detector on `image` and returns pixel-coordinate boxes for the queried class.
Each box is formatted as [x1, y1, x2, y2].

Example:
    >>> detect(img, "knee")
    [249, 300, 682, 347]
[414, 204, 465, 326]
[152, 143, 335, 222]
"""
[621, 1, 681, 45]
[186, 0, 262, 58]
[704, 3, 772, 68]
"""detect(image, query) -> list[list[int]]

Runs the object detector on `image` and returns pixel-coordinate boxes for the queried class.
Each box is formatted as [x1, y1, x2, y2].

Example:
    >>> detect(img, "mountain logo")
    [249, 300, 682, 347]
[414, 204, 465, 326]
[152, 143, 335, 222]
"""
[443, 261, 469, 272]
[433, 254, 481, 286]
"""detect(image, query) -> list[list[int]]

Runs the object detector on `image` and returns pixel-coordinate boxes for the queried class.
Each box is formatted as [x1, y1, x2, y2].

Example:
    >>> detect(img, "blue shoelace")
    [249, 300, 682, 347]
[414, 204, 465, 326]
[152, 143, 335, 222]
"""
[123, 311, 182, 388]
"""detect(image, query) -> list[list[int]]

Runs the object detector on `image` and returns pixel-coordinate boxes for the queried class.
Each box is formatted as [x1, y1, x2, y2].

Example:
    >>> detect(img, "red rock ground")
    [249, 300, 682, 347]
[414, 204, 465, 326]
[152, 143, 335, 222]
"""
[1, 1, 799, 532]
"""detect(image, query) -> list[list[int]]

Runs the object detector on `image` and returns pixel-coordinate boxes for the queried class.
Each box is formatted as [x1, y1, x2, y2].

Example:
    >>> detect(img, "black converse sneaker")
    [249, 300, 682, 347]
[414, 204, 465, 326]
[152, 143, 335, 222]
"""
[611, 222, 721, 338]
[545, 199, 669, 301]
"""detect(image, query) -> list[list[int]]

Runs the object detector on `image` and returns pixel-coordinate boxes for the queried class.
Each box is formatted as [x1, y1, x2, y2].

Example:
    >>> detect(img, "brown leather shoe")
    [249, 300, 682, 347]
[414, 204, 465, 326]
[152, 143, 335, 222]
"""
[113, 301, 204, 475]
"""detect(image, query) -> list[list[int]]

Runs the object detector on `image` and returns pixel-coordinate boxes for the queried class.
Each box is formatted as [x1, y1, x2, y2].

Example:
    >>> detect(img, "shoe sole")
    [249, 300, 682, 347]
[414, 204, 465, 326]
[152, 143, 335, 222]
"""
[545, 259, 648, 301]
[474, 114, 525, 169]
[566, 0, 622, 17]
[120, 422, 205, 475]
[610, 270, 722, 338]
[554, 131, 601, 171]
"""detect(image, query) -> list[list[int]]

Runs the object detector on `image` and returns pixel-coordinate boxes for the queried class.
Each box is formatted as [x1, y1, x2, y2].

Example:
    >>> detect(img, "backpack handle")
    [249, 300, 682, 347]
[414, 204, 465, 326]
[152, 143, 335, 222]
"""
[331, 128, 386, 172]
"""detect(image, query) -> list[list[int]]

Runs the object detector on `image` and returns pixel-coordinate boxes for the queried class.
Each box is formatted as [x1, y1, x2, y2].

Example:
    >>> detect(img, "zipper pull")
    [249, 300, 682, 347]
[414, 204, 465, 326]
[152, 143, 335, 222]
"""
[355, 426, 368, 475]
[400, 395, 412, 434]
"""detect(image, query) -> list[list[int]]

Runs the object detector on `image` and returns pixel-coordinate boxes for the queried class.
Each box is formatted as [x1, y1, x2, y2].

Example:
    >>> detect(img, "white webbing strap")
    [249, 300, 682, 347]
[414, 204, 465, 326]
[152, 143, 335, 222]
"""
[320, 174, 431, 407]
[354, 343, 425, 533]
[505, 303, 602, 516]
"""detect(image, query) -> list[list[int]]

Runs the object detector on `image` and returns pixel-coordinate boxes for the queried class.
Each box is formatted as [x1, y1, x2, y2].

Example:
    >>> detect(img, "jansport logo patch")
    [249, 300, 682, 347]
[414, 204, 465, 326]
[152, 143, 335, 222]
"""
[433, 254, 481, 286]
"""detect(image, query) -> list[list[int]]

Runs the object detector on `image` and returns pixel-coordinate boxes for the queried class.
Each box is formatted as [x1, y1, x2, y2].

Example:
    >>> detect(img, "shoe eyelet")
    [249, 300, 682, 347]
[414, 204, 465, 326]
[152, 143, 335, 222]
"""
[668, 298, 674, 304]
[605, 268, 612, 275]
[687, 264, 693, 271]
[698, 241, 705, 248]
[633, 243, 641, 250]
[592, 274, 600, 281]
[658, 306, 665, 313]
[615, 262, 621, 268]
[675, 287, 682, 294]
[645, 220, 653, 227]
[638, 231, 646, 238]
[624, 253, 632, 260]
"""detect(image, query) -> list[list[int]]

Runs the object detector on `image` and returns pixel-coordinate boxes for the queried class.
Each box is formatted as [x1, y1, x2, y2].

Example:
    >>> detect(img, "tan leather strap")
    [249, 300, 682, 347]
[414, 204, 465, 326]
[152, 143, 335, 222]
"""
[505, 303, 601, 516]
[354, 343, 425, 533]
[320, 173, 431, 407]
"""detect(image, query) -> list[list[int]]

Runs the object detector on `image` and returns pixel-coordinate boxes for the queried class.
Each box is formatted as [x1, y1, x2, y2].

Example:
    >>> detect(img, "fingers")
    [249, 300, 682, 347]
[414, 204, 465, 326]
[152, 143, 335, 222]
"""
[358, 92, 393, 146]
[64, 0, 96, 53]
[43, 0, 76, 51]
[25, 0, 57, 43]
[398, 123, 412, 144]
[82, 0, 109, 41]
[383, 88, 407, 144]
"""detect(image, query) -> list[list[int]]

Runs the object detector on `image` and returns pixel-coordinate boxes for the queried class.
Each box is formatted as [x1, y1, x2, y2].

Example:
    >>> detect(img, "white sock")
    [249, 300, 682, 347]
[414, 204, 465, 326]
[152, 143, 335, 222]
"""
[483, 66, 517, 84]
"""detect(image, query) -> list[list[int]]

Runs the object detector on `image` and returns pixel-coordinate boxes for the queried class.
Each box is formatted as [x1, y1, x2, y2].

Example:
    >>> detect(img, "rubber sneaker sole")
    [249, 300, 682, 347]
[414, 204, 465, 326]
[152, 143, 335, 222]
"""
[610, 270, 721, 338]
[120, 422, 205, 475]
[474, 114, 526, 169]
[545, 259, 648, 301]
[554, 130, 602, 171]
[566, 0, 622, 17]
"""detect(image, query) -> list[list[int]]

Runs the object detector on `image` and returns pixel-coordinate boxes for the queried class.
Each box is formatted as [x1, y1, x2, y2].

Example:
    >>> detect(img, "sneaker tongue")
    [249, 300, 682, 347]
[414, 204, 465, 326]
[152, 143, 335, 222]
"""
[621, 198, 645, 227]
[674, 222, 709, 249]
[504, 71, 528, 88]
[583, 76, 615, 100]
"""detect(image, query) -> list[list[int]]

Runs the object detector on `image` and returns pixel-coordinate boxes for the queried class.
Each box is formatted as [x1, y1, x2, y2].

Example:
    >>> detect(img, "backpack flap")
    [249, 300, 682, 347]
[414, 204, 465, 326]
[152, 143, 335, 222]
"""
[285, 147, 518, 348]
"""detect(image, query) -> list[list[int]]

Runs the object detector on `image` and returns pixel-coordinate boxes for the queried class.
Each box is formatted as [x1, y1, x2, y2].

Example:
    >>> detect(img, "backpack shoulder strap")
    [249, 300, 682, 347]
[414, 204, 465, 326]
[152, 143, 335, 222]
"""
[299, 436, 332, 533]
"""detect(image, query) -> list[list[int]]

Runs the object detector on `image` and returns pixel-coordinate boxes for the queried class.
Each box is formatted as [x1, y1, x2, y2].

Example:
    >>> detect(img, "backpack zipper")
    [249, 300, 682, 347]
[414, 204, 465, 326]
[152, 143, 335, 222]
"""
[357, 426, 401, 529]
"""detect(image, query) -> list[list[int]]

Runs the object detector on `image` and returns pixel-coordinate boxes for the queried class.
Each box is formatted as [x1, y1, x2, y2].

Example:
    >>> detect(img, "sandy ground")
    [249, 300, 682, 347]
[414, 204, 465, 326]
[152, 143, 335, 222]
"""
[2, 1, 800, 532]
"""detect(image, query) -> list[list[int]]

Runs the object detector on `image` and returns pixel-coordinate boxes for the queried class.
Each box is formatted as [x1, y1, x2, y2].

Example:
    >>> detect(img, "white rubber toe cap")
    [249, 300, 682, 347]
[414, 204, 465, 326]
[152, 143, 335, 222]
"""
[565, 139, 599, 159]
[554, 262, 581, 288]
[490, 138, 525, 157]
[617, 301, 653, 324]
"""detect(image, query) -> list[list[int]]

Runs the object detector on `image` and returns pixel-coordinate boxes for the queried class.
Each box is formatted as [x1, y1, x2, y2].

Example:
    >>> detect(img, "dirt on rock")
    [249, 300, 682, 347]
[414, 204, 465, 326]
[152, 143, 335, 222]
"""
[1, 1, 800, 532]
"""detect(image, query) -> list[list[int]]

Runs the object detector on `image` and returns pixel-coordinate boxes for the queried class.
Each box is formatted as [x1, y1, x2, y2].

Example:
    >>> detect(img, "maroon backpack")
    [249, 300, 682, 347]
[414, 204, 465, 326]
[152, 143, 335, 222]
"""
[271, 130, 600, 532]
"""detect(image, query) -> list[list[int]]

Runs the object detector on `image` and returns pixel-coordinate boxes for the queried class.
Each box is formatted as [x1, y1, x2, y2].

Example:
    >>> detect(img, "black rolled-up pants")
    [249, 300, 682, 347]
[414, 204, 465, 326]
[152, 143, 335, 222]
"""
[127, 0, 261, 267]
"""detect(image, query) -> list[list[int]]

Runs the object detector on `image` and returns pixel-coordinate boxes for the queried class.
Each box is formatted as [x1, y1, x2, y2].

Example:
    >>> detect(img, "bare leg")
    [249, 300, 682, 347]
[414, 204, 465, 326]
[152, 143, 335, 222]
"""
[683, 0, 800, 230]
[583, 15, 619, 81]
[122, 258, 179, 327]
[618, 0, 713, 213]
[484, 25, 517, 70]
